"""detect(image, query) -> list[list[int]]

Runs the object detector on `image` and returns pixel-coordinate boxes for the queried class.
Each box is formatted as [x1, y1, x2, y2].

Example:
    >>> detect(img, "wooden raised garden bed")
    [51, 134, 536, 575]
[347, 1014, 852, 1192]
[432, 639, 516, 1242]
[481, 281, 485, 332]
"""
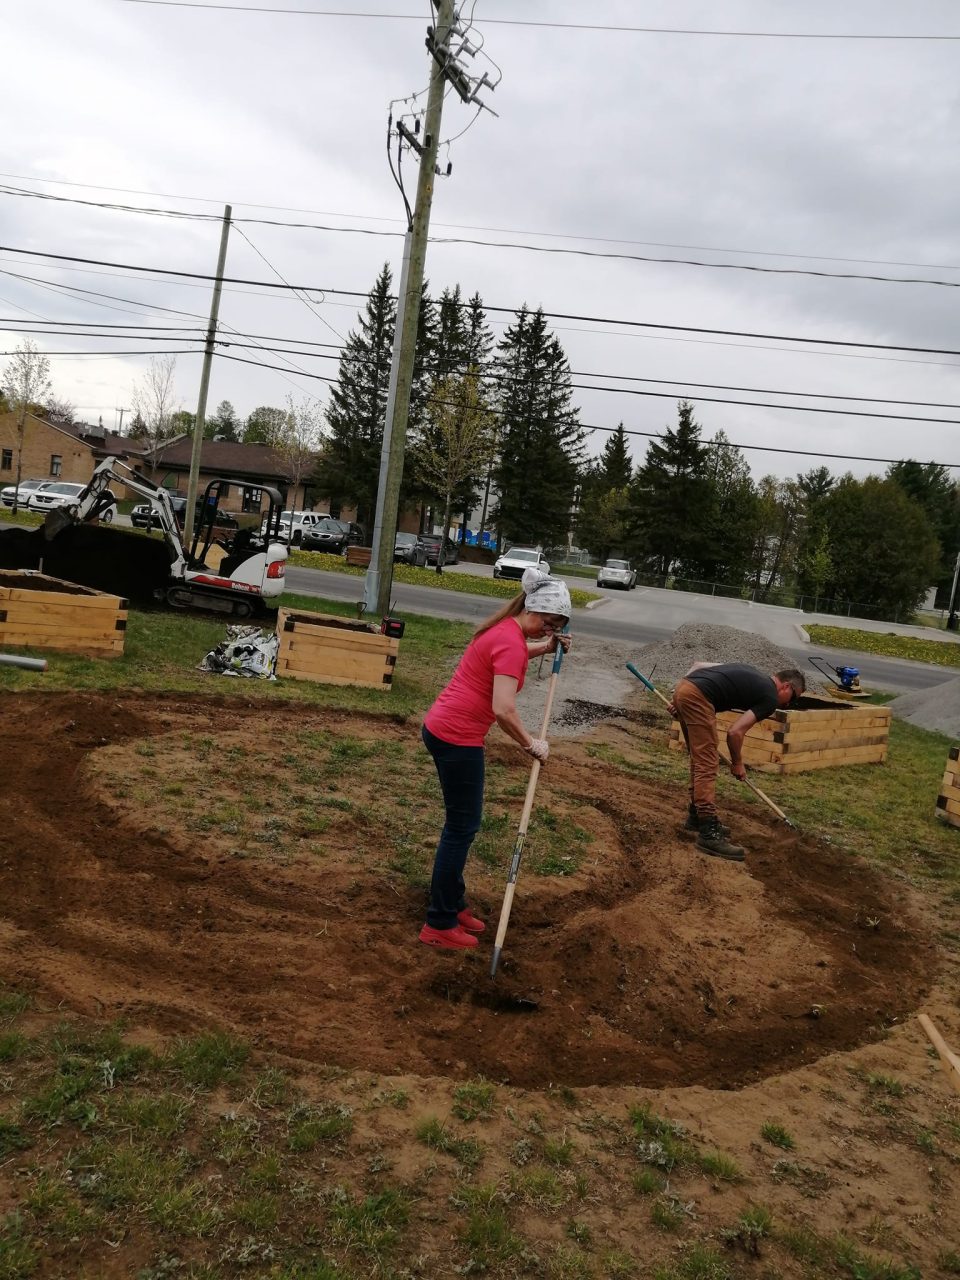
[936, 746, 960, 829]
[669, 695, 890, 775]
[0, 570, 127, 658]
[275, 607, 399, 690]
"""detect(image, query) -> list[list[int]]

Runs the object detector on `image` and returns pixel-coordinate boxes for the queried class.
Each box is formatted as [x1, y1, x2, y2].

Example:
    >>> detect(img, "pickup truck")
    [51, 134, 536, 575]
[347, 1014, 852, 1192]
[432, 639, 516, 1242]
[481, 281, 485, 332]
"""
[260, 510, 330, 545]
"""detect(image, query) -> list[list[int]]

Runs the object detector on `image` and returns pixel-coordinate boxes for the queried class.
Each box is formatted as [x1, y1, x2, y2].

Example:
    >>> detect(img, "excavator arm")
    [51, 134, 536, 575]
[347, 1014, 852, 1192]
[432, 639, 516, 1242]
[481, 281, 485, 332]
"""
[45, 456, 188, 578]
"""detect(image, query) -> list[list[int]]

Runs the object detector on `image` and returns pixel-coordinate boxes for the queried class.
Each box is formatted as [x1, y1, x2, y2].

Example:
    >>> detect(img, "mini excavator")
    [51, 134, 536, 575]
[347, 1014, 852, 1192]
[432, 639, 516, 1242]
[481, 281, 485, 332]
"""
[44, 455, 288, 617]
[808, 655, 870, 699]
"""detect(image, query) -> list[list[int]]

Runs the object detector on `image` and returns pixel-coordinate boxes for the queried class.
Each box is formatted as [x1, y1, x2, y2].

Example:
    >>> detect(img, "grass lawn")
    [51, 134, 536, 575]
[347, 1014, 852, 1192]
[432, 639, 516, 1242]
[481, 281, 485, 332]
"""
[806, 624, 960, 669]
[287, 549, 599, 607]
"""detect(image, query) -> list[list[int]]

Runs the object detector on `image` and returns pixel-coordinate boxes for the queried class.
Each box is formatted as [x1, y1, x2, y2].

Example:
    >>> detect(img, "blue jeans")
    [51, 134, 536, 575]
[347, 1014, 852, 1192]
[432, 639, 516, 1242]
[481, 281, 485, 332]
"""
[422, 724, 485, 930]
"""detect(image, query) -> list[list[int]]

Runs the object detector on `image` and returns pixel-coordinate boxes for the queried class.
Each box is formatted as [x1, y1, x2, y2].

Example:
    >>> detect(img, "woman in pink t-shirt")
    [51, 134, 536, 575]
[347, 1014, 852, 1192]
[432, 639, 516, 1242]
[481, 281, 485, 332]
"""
[419, 567, 572, 950]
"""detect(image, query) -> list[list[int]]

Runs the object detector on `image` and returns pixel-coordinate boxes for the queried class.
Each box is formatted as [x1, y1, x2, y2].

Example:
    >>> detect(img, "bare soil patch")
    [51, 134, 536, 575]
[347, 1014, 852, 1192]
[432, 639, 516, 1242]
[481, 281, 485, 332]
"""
[0, 690, 936, 1092]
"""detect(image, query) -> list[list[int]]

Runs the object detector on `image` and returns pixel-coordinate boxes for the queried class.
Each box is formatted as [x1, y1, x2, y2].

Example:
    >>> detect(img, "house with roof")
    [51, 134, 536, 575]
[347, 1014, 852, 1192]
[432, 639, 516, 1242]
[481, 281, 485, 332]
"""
[146, 436, 351, 519]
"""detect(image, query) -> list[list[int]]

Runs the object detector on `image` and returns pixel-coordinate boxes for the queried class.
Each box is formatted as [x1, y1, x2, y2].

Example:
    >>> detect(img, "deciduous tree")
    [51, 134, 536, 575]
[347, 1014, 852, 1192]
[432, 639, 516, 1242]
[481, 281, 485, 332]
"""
[2, 340, 51, 512]
[243, 406, 287, 446]
[207, 399, 240, 441]
[132, 355, 178, 477]
[417, 368, 495, 569]
[275, 395, 324, 510]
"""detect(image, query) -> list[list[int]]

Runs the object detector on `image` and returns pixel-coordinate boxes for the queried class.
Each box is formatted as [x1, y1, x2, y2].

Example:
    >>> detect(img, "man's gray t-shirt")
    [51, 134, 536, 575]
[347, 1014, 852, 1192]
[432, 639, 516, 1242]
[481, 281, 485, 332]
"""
[685, 663, 777, 722]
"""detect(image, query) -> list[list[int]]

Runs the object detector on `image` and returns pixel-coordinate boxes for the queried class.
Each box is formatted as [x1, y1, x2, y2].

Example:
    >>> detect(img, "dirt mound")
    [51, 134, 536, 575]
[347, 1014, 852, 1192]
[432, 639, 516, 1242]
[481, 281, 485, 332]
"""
[890, 675, 960, 737]
[0, 523, 171, 601]
[0, 691, 935, 1091]
[634, 622, 824, 692]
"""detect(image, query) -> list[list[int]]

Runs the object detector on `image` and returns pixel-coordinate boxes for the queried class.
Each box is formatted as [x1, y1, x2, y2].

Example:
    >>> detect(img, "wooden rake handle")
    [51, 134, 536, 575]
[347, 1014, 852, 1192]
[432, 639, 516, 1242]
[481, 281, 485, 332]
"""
[918, 1013, 960, 1096]
[490, 639, 566, 978]
[625, 662, 795, 829]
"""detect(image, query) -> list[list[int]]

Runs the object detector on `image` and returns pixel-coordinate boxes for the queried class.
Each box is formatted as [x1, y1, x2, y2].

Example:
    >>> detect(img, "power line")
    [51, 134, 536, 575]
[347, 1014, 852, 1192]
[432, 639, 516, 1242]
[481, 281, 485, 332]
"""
[113, 2, 960, 40]
[5, 243, 960, 357]
[7, 260, 959, 373]
[14, 344, 958, 466]
[6, 185, 959, 288]
[7, 173, 959, 274]
[9, 318, 960, 418]
[232, 222, 345, 341]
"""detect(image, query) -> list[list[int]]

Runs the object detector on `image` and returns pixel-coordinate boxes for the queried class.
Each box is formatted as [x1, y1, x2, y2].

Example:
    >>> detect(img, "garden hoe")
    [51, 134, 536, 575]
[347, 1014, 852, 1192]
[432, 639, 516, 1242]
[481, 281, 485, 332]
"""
[490, 635, 567, 979]
[625, 662, 797, 831]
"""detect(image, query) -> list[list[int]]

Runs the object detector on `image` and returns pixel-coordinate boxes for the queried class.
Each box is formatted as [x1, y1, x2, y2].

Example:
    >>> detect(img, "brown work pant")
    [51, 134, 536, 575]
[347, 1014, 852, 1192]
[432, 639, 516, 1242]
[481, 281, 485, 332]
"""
[673, 678, 718, 819]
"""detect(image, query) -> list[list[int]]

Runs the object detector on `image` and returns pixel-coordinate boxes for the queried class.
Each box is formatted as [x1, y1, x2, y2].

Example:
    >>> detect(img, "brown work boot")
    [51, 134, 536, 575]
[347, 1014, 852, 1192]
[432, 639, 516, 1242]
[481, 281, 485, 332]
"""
[696, 820, 745, 862]
[684, 805, 730, 837]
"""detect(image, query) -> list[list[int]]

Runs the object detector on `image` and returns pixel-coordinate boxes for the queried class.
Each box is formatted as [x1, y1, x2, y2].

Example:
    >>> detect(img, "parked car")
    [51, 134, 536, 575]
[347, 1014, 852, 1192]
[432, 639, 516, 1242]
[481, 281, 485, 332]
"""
[597, 558, 637, 590]
[27, 481, 117, 523]
[131, 497, 239, 531]
[419, 534, 460, 566]
[1, 478, 52, 508]
[300, 517, 365, 554]
[493, 545, 549, 580]
[394, 531, 429, 566]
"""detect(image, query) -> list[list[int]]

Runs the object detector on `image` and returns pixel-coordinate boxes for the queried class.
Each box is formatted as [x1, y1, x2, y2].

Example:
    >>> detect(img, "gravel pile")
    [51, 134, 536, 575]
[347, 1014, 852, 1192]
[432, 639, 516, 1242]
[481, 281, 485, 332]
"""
[889, 677, 960, 738]
[633, 622, 825, 692]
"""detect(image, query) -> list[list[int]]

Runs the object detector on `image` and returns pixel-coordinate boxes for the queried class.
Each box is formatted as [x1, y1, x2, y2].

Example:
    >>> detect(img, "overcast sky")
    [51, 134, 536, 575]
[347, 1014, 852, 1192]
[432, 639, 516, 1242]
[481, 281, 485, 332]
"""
[2, 0, 959, 481]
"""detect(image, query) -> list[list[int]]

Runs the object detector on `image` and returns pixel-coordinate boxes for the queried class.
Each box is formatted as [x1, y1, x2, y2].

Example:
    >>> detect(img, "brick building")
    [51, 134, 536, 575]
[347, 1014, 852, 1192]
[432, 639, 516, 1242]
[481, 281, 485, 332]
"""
[0, 411, 100, 489]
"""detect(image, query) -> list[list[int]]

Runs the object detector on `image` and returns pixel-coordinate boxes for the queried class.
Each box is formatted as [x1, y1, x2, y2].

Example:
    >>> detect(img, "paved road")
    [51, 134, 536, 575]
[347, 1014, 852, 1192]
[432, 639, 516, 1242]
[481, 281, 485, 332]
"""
[284, 564, 952, 695]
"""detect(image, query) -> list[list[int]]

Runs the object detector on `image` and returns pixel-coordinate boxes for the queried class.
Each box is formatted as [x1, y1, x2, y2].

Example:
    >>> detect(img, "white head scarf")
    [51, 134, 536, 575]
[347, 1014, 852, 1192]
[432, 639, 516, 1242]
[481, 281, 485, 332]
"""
[521, 566, 572, 619]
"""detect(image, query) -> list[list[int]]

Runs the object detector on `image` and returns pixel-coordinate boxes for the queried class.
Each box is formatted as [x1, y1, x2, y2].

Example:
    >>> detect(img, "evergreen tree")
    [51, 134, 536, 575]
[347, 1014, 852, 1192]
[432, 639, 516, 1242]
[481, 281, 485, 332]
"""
[598, 422, 632, 489]
[313, 265, 396, 525]
[126, 411, 147, 439]
[492, 306, 585, 550]
[702, 430, 759, 586]
[625, 401, 715, 577]
[797, 465, 835, 504]
[576, 484, 630, 562]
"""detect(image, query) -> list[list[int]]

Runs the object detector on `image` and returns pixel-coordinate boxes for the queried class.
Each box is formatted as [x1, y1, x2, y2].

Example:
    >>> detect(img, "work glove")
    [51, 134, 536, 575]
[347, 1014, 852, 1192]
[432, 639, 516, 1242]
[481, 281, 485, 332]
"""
[526, 738, 550, 762]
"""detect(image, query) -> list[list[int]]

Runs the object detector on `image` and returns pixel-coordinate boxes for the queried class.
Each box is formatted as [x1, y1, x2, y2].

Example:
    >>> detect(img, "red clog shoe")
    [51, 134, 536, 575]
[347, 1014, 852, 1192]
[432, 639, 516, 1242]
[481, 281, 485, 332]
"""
[418, 923, 479, 950]
[457, 909, 486, 934]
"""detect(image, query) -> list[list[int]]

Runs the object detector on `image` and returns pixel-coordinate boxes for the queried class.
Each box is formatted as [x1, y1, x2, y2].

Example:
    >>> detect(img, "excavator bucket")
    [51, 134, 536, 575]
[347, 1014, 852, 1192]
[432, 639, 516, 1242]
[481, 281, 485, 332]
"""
[43, 507, 75, 541]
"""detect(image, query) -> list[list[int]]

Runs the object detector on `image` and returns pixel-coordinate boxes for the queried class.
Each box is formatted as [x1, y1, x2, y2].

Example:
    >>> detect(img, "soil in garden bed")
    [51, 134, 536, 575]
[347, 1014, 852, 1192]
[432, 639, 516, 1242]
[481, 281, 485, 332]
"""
[0, 690, 935, 1091]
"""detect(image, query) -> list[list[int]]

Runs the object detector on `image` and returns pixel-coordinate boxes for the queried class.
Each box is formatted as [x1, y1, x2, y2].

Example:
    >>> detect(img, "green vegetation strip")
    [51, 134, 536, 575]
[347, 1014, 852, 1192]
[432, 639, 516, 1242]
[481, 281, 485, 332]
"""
[0, 591, 471, 718]
[806, 624, 960, 669]
[287, 549, 598, 607]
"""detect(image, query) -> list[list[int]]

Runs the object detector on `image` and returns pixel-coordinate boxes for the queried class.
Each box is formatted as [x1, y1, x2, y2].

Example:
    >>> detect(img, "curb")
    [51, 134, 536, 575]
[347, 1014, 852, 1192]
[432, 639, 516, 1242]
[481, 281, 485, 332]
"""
[795, 624, 810, 643]
[585, 596, 609, 611]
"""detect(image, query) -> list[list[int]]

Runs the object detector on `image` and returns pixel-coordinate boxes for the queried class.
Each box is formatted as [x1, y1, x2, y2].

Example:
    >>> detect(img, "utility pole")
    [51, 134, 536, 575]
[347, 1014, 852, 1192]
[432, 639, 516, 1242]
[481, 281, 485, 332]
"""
[184, 204, 231, 546]
[947, 549, 960, 630]
[364, 0, 456, 619]
[116, 407, 126, 435]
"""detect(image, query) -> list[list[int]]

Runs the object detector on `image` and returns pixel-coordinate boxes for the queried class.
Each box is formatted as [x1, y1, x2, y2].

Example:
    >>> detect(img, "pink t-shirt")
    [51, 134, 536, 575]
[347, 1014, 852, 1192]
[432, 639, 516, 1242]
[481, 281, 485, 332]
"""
[424, 617, 529, 746]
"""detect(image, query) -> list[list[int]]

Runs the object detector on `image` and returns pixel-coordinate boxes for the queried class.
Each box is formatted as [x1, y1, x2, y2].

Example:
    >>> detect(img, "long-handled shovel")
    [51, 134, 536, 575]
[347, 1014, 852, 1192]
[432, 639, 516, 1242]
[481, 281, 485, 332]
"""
[625, 662, 797, 830]
[490, 638, 567, 978]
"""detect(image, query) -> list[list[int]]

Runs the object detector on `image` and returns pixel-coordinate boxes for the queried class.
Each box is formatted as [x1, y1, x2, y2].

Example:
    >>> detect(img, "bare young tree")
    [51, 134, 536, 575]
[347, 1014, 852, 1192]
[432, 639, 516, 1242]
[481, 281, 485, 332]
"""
[417, 368, 496, 571]
[132, 356, 178, 476]
[275, 395, 324, 511]
[43, 394, 76, 427]
[3, 340, 52, 513]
